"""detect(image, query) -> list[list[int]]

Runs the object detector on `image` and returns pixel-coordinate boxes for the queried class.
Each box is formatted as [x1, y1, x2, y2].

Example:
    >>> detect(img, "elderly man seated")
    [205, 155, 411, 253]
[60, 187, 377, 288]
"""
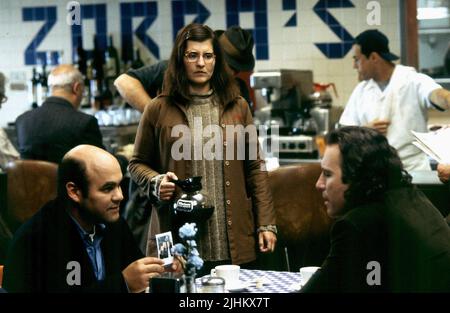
[302, 126, 450, 292]
[15, 65, 104, 164]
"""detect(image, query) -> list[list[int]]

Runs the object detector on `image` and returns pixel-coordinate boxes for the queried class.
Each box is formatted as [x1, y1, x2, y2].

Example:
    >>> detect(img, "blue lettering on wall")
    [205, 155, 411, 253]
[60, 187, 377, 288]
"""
[120, 2, 159, 61]
[70, 4, 107, 62]
[21, 0, 362, 67]
[171, 0, 211, 41]
[283, 0, 296, 27]
[22, 6, 57, 65]
[226, 0, 268, 60]
[313, 0, 354, 59]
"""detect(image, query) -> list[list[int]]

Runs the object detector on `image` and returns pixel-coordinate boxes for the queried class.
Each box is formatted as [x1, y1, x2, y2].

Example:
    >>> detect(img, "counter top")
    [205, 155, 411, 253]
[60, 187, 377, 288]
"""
[3, 124, 138, 153]
[434, 78, 450, 89]
[278, 158, 320, 166]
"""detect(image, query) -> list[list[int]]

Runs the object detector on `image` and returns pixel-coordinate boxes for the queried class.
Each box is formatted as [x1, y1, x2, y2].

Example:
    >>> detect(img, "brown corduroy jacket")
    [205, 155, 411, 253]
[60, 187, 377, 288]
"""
[128, 95, 275, 264]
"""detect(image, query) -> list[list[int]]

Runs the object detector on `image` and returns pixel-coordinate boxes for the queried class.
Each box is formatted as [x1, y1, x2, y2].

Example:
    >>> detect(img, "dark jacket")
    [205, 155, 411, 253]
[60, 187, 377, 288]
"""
[15, 97, 104, 163]
[302, 186, 450, 292]
[3, 199, 143, 293]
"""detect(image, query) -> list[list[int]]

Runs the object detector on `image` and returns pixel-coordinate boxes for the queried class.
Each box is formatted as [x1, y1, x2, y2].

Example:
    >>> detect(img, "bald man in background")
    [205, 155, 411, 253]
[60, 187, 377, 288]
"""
[15, 65, 104, 164]
[3, 145, 178, 293]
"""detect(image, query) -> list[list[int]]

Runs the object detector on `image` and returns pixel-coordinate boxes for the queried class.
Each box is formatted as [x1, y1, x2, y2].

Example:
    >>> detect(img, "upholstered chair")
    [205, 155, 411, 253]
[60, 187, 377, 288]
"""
[259, 163, 333, 271]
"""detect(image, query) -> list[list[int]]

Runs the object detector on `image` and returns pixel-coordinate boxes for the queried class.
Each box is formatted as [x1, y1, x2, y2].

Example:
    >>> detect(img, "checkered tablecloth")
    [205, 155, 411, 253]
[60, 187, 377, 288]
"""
[198, 269, 301, 293]
[238, 269, 301, 293]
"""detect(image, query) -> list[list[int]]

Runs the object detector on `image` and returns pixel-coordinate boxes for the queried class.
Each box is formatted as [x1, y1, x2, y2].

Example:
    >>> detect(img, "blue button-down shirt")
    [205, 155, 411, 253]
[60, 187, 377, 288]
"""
[70, 216, 106, 281]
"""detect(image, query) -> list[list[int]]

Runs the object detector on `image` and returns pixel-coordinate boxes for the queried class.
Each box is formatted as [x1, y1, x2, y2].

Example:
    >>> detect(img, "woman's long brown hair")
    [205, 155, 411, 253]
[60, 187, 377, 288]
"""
[162, 23, 240, 106]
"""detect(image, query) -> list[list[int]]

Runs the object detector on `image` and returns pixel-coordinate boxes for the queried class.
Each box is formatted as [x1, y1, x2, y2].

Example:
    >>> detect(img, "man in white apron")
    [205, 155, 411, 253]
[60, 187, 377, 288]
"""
[340, 29, 450, 171]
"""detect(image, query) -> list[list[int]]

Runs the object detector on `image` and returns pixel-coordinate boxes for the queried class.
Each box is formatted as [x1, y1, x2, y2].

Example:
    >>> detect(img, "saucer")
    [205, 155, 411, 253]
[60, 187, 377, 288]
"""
[288, 282, 302, 292]
[225, 280, 250, 292]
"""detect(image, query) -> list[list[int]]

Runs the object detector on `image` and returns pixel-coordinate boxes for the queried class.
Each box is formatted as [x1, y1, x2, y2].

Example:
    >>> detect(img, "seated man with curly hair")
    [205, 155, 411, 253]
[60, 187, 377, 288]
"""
[301, 126, 450, 292]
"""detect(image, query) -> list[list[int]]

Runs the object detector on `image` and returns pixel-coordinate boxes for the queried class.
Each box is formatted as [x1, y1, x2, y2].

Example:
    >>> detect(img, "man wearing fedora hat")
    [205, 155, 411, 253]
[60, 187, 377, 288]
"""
[114, 25, 255, 113]
[339, 29, 450, 172]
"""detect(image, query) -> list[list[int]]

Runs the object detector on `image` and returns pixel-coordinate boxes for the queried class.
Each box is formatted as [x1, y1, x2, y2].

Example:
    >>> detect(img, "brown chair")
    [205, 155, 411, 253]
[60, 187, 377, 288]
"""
[0, 264, 3, 288]
[3, 160, 58, 231]
[259, 163, 333, 271]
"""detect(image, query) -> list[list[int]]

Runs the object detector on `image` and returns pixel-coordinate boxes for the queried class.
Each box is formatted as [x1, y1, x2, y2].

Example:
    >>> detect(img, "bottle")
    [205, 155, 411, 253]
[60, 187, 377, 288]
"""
[30, 67, 39, 109]
[92, 35, 105, 83]
[75, 36, 87, 76]
[131, 48, 144, 69]
[91, 35, 105, 110]
[101, 79, 113, 108]
[121, 37, 134, 72]
[86, 59, 95, 109]
[104, 35, 120, 105]
[37, 59, 48, 106]
[104, 35, 120, 79]
[74, 37, 90, 108]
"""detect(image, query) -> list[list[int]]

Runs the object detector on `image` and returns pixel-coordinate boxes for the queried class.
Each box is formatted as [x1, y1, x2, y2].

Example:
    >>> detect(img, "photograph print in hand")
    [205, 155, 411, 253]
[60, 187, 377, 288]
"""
[156, 231, 174, 266]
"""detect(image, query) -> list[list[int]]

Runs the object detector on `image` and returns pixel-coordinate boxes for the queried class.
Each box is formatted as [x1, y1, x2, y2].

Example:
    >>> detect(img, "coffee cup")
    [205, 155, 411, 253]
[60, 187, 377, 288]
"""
[210, 265, 240, 286]
[300, 266, 320, 285]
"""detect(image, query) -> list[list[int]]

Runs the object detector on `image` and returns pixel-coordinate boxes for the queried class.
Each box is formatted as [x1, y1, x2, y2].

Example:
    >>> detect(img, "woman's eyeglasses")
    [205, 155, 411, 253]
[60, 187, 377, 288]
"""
[184, 51, 215, 63]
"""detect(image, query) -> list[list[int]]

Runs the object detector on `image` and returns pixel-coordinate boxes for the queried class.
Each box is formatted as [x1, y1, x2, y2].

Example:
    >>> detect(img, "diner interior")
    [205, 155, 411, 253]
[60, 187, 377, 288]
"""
[0, 0, 449, 294]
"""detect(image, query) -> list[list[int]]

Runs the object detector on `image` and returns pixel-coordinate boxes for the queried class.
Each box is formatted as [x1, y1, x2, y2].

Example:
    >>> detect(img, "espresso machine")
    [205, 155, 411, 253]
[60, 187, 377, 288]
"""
[251, 69, 319, 160]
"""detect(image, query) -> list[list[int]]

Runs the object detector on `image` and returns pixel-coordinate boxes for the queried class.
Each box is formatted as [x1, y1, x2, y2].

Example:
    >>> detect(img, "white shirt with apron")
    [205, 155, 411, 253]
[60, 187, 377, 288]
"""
[339, 65, 443, 171]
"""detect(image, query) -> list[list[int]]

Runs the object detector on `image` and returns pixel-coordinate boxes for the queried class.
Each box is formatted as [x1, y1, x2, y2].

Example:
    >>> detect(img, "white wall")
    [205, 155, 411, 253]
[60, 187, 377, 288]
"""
[0, 0, 401, 128]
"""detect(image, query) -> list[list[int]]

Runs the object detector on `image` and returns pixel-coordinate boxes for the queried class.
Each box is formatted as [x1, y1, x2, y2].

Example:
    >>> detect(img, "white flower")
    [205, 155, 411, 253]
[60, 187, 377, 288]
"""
[179, 223, 198, 240]
[173, 223, 204, 274]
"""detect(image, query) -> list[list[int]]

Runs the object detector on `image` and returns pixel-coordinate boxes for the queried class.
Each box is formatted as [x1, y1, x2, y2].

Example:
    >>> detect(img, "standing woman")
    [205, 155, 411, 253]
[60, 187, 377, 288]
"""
[128, 23, 277, 272]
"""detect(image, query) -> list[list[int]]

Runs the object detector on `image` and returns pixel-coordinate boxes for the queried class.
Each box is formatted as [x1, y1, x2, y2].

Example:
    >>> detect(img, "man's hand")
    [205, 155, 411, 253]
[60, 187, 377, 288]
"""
[366, 119, 390, 136]
[259, 231, 277, 253]
[122, 257, 165, 293]
[165, 257, 183, 273]
[437, 163, 450, 183]
[159, 172, 178, 201]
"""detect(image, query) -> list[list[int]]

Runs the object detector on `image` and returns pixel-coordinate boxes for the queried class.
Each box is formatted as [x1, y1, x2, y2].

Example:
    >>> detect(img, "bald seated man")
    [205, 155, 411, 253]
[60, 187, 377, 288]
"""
[16, 64, 104, 164]
[3, 145, 180, 293]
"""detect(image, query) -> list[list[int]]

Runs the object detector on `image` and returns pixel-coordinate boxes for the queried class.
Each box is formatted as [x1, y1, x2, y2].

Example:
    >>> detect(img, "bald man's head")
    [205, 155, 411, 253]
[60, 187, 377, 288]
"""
[65, 145, 119, 170]
[59, 145, 124, 225]
[58, 145, 121, 199]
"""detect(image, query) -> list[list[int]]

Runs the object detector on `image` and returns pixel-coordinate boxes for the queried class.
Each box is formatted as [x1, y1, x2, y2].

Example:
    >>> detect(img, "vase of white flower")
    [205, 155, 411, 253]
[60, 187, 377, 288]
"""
[171, 223, 204, 293]
[182, 273, 197, 293]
